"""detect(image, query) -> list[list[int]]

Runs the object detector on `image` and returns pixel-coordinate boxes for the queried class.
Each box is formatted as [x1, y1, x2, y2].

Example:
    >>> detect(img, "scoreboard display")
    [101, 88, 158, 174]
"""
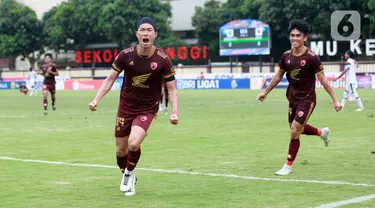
[219, 19, 271, 56]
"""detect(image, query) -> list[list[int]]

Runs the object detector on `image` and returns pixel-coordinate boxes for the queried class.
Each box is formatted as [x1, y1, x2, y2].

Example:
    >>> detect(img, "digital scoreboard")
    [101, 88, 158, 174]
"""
[219, 19, 271, 56]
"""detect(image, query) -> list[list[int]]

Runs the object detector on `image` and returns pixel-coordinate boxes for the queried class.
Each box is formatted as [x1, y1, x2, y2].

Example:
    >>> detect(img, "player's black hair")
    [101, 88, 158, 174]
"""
[29, 67, 33, 71]
[137, 17, 156, 31]
[44, 53, 53, 59]
[345, 50, 354, 58]
[288, 19, 311, 36]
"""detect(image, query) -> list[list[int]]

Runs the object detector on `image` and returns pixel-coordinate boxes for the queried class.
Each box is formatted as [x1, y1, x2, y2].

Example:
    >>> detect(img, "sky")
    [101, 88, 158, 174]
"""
[17, 0, 66, 19]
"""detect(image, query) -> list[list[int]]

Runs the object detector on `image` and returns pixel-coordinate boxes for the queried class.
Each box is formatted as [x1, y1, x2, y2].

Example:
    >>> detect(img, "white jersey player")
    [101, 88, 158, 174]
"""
[28, 67, 38, 96]
[334, 50, 364, 111]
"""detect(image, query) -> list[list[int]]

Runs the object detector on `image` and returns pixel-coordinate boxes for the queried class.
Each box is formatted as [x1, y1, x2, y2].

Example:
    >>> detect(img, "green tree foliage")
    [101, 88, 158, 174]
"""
[0, 0, 43, 58]
[42, 0, 182, 50]
[191, 0, 225, 55]
[192, 0, 374, 60]
[259, 0, 354, 40]
[42, 0, 111, 50]
[191, 0, 262, 59]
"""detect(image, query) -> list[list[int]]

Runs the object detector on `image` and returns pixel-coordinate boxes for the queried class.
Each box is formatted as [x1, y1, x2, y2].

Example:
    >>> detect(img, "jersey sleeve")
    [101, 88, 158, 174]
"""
[311, 55, 324, 74]
[51, 64, 57, 72]
[112, 50, 127, 73]
[278, 53, 287, 72]
[162, 57, 176, 81]
[344, 61, 351, 71]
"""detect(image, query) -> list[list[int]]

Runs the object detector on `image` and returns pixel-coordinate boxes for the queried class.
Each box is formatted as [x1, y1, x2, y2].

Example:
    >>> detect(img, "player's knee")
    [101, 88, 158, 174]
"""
[128, 140, 140, 152]
[116, 148, 127, 156]
[290, 126, 301, 138]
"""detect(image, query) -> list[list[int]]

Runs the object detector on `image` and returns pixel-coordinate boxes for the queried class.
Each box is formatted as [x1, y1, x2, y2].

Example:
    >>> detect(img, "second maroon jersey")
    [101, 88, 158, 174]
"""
[42, 63, 57, 85]
[278, 48, 323, 102]
[112, 45, 175, 114]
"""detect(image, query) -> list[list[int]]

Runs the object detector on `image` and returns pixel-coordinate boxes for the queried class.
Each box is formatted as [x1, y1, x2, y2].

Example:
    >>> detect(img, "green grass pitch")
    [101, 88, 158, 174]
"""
[1, 89, 374, 208]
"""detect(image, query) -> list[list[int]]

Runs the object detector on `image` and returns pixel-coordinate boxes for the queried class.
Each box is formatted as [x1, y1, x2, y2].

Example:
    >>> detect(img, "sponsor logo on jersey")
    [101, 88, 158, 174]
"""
[132, 73, 151, 88]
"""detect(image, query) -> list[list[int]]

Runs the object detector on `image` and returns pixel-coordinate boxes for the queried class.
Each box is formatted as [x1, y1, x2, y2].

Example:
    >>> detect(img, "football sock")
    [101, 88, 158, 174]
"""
[355, 97, 364, 108]
[165, 93, 169, 108]
[52, 97, 56, 106]
[342, 91, 348, 106]
[286, 138, 300, 166]
[302, 124, 322, 136]
[127, 147, 141, 171]
[43, 98, 48, 110]
[116, 153, 128, 173]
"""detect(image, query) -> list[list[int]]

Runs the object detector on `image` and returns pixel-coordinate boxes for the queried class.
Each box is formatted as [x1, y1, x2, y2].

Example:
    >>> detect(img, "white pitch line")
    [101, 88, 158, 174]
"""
[1, 156, 375, 188]
[313, 194, 375, 208]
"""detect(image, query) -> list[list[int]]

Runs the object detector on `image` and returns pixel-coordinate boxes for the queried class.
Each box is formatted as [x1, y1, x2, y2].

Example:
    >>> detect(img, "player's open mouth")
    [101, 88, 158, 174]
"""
[142, 38, 149, 43]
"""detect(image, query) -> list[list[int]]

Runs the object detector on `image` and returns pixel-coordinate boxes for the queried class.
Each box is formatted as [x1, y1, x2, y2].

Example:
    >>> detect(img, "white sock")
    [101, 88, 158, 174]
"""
[124, 168, 133, 175]
[341, 98, 347, 106]
[356, 97, 364, 108]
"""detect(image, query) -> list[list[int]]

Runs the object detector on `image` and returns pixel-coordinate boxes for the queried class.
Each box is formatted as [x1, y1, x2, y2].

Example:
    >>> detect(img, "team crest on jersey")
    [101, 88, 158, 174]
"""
[151, 62, 158, 70]
[300, 60, 306, 66]
[298, 111, 304, 117]
[287, 60, 291, 64]
[140, 116, 148, 122]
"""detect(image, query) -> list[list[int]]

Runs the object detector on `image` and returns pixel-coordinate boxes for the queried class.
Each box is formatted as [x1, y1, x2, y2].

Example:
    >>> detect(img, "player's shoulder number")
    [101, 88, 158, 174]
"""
[123, 46, 135, 54]
[157, 50, 167, 59]
[283, 49, 292, 54]
[307, 51, 316, 57]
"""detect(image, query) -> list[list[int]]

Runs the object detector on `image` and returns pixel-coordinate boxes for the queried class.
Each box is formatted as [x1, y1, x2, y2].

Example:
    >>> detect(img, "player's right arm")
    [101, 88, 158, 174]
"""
[312, 55, 342, 112]
[263, 68, 286, 95]
[333, 61, 350, 81]
[257, 55, 287, 102]
[89, 51, 125, 111]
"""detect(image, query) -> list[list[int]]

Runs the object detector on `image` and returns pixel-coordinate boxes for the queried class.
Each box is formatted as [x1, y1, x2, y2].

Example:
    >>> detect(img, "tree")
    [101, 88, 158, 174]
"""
[42, 0, 180, 50]
[42, 0, 111, 51]
[192, 0, 262, 58]
[98, 0, 177, 48]
[192, 0, 224, 55]
[259, 0, 353, 40]
[367, 0, 375, 38]
[221, 0, 261, 21]
[0, 0, 43, 61]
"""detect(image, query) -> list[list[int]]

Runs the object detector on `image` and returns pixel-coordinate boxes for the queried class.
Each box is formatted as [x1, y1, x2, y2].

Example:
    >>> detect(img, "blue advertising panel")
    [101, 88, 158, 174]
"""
[0, 81, 26, 90]
[261, 77, 289, 89]
[177, 79, 250, 90]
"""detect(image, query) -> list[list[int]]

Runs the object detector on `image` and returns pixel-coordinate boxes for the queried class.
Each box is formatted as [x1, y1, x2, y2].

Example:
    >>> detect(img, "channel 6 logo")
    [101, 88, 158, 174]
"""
[331, 10, 361, 41]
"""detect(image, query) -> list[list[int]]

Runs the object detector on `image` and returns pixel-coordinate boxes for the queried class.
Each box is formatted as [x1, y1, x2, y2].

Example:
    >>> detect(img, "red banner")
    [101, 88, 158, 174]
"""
[75, 45, 208, 65]
[64, 80, 103, 90]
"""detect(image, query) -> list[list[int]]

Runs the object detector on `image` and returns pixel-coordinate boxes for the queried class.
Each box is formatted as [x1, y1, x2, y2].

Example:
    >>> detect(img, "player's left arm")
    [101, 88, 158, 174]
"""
[334, 63, 349, 81]
[317, 72, 338, 102]
[166, 79, 177, 114]
[162, 56, 178, 124]
[48, 65, 59, 76]
[314, 57, 342, 111]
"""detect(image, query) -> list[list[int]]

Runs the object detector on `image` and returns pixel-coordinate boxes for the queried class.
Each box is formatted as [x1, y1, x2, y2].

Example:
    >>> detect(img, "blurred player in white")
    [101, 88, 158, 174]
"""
[334, 50, 364, 111]
[28, 67, 38, 96]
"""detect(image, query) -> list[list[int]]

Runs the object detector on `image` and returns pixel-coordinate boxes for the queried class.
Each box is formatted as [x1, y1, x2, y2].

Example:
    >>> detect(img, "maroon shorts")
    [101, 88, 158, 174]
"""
[114, 112, 158, 137]
[42, 84, 56, 93]
[288, 99, 316, 125]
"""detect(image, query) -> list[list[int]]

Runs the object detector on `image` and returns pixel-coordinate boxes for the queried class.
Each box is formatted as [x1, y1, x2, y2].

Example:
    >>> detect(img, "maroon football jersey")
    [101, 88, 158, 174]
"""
[112, 45, 175, 114]
[42, 63, 57, 85]
[278, 48, 323, 102]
